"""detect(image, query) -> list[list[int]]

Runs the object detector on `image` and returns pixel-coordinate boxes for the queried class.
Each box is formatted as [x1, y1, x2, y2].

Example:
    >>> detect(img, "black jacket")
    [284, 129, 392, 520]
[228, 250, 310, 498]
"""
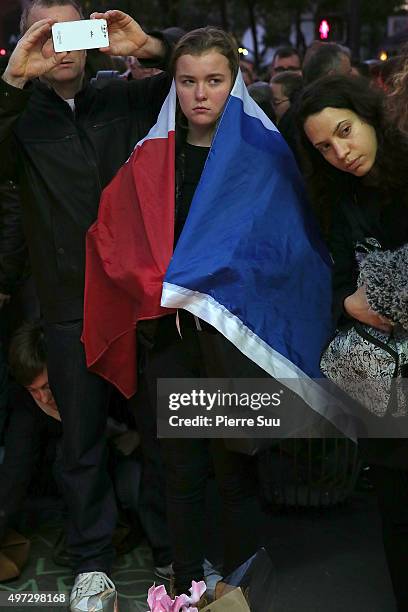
[329, 181, 408, 328]
[0, 72, 171, 321]
[0, 179, 28, 294]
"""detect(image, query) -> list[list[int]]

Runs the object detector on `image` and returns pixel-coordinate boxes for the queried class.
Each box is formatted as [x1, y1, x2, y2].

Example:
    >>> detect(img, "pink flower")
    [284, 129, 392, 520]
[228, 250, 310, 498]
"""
[147, 584, 173, 612]
[146, 581, 206, 612]
[169, 594, 190, 612]
[185, 581, 207, 605]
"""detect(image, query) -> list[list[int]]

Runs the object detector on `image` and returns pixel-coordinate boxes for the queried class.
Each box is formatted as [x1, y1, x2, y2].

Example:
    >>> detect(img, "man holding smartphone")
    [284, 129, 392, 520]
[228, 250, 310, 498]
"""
[0, 2, 173, 610]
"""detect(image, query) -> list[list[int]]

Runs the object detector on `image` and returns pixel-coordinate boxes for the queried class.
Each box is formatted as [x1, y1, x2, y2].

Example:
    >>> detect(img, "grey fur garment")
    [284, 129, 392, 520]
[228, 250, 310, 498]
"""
[359, 244, 408, 330]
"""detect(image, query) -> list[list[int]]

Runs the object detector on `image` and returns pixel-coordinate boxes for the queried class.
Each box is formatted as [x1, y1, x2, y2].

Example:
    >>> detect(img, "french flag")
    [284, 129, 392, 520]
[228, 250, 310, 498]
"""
[83, 82, 176, 392]
[83, 73, 337, 425]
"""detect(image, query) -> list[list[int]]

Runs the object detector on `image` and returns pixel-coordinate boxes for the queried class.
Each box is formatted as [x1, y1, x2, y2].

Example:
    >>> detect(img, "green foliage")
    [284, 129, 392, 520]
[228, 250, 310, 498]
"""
[360, 0, 404, 24]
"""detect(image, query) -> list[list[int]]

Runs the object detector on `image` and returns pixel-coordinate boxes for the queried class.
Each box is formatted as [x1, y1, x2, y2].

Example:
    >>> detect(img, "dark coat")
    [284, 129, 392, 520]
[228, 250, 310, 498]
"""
[329, 181, 408, 327]
[0, 71, 171, 322]
[0, 180, 28, 295]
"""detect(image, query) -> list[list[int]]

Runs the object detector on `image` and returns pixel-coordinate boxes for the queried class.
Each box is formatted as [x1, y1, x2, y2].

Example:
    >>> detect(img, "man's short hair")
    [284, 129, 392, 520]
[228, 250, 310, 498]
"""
[8, 321, 47, 387]
[270, 72, 303, 103]
[247, 81, 272, 105]
[20, 0, 84, 35]
[272, 46, 301, 66]
[302, 43, 349, 85]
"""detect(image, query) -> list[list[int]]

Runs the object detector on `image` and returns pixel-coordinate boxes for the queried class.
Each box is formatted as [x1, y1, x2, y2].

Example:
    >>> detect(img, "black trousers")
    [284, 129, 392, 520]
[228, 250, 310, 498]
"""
[45, 319, 117, 575]
[163, 436, 260, 593]
[369, 464, 408, 612]
[143, 316, 262, 593]
[128, 384, 172, 567]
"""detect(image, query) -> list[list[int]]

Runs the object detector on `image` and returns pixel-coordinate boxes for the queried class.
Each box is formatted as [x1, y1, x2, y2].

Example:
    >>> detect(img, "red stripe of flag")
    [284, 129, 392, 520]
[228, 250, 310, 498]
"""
[83, 131, 176, 397]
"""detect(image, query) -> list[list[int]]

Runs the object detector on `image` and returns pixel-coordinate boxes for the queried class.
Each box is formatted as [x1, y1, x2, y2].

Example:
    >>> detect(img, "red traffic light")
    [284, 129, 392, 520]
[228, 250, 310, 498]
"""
[316, 14, 346, 43]
[0, 49, 7, 56]
[319, 19, 330, 40]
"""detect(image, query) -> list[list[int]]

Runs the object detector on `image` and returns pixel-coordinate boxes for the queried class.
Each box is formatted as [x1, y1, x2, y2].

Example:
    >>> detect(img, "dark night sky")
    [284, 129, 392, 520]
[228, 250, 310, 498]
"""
[0, 0, 21, 49]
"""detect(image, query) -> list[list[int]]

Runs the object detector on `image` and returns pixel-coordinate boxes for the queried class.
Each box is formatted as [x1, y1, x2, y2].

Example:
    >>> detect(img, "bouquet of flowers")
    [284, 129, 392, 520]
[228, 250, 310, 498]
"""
[146, 580, 206, 612]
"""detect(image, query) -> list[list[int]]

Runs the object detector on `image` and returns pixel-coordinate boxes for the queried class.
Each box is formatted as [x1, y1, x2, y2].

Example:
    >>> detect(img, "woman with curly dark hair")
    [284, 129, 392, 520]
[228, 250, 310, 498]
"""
[297, 75, 408, 611]
[297, 75, 408, 238]
[297, 75, 408, 320]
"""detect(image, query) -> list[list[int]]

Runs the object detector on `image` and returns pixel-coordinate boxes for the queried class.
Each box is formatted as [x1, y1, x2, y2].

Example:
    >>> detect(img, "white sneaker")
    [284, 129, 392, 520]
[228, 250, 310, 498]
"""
[203, 558, 223, 601]
[70, 571, 117, 611]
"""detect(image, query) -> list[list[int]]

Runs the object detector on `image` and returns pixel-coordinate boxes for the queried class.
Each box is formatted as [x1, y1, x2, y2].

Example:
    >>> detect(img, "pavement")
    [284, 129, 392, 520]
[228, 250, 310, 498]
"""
[0, 478, 397, 612]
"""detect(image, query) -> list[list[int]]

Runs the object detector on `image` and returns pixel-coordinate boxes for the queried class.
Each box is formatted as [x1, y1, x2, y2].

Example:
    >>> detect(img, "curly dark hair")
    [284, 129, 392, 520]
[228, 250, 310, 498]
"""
[295, 75, 408, 234]
[387, 44, 408, 135]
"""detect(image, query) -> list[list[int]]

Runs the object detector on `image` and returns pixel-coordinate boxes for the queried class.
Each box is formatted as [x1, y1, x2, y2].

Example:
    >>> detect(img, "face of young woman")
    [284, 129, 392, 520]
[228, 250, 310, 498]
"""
[175, 50, 233, 138]
[304, 107, 378, 177]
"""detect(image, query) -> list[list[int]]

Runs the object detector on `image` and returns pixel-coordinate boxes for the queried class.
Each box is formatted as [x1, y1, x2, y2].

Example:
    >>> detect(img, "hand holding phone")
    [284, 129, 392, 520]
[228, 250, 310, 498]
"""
[89, 10, 151, 57]
[52, 19, 109, 53]
[2, 18, 67, 89]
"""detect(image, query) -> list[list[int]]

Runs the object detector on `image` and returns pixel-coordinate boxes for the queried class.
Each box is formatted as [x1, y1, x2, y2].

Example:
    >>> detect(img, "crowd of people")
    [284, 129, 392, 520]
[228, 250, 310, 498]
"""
[0, 1, 407, 611]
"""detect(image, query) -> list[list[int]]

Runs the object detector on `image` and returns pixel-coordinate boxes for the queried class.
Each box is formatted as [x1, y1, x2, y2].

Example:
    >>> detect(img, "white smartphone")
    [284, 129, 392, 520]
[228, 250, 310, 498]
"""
[52, 19, 109, 53]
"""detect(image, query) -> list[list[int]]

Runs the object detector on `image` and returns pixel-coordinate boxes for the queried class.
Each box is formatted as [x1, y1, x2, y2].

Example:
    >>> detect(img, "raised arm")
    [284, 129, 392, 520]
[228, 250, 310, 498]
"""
[90, 10, 166, 60]
[0, 18, 67, 153]
[2, 18, 67, 89]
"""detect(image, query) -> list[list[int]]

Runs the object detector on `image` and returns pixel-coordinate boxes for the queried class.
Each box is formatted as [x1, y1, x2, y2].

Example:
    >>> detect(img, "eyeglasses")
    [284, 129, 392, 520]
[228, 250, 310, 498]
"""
[272, 98, 289, 107]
